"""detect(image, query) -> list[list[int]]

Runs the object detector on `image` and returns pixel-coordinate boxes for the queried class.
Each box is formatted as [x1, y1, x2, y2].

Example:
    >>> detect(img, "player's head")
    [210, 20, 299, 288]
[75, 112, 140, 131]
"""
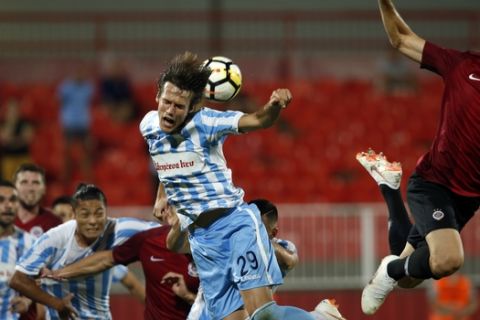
[52, 195, 75, 222]
[249, 198, 278, 239]
[72, 183, 108, 244]
[13, 163, 46, 211]
[156, 51, 211, 133]
[0, 180, 19, 229]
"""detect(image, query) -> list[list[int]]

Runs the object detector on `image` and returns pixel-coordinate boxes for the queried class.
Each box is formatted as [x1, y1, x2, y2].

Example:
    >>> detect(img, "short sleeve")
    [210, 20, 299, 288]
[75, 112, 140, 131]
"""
[198, 108, 244, 142]
[139, 111, 159, 138]
[111, 265, 129, 282]
[16, 233, 59, 276]
[421, 41, 464, 77]
[112, 230, 149, 265]
[113, 218, 158, 247]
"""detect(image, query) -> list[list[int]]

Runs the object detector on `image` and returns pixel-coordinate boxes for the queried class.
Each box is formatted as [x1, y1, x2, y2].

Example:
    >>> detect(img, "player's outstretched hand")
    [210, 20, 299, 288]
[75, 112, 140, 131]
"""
[57, 293, 78, 320]
[162, 272, 195, 303]
[269, 89, 292, 109]
[40, 268, 65, 282]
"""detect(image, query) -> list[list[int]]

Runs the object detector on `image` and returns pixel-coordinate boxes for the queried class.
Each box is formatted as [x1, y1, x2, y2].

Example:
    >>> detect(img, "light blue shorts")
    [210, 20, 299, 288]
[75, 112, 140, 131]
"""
[189, 203, 283, 319]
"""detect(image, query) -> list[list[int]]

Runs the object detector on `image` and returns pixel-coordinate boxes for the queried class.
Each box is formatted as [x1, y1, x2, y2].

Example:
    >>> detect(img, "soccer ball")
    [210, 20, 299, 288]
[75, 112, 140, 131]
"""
[203, 56, 242, 102]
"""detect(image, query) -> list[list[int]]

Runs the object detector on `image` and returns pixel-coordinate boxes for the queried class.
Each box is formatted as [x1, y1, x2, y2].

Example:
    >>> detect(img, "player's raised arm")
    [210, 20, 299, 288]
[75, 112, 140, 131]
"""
[238, 88, 292, 133]
[53, 251, 115, 279]
[378, 0, 426, 63]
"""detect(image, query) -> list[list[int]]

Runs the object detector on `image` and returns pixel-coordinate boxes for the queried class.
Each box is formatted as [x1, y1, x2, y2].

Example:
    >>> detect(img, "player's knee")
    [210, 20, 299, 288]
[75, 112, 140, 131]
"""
[430, 252, 463, 277]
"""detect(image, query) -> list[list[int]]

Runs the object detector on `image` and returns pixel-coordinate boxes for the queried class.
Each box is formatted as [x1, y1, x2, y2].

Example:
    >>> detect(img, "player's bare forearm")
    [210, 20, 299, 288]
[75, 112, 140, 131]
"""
[238, 88, 292, 133]
[56, 251, 115, 279]
[155, 182, 167, 202]
[162, 272, 196, 304]
[153, 182, 169, 221]
[378, 0, 425, 62]
[166, 217, 190, 253]
[9, 271, 63, 311]
[121, 271, 146, 304]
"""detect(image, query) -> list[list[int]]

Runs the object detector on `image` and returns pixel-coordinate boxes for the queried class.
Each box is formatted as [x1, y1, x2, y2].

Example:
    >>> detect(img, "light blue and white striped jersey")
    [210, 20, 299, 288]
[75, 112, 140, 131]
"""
[140, 108, 246, 229]
[0, 227, 36, 320]
[111, 265, 128, 283]
[16, 218, 158, 320]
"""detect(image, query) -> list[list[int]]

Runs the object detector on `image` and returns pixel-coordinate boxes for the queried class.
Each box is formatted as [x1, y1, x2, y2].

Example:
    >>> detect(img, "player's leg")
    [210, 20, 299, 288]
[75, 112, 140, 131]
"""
[356, 149, 412, 255]
[361, 172, 476, 315]
[387, 173, 467, 280]
[396, 228, 423, 288]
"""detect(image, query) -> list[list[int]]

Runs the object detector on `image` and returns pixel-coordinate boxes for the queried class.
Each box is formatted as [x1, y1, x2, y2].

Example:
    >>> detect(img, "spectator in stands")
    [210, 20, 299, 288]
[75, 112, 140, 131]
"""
[0, 98, 34, 181]
[99, 57, 137, 123]
[377, 46, 418, 96]
[427, 271, 478, 320]
[57, 66, 95, 186]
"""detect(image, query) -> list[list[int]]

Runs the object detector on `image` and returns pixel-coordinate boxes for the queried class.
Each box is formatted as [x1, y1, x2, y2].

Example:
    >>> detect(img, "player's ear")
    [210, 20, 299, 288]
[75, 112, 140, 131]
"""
[189, 102, 201, 113]
[272, 227, 279, 238]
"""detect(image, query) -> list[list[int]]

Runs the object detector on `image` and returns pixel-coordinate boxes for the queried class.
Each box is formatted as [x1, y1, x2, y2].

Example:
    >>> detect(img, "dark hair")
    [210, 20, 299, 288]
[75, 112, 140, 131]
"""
[0, 180, 15, 189]
[72, 183, 107, 208]
[157, 51, 211, 109]
[52, 195, 74, 208]
[248, 199, 278, 222]
[13, 163, 46, 184]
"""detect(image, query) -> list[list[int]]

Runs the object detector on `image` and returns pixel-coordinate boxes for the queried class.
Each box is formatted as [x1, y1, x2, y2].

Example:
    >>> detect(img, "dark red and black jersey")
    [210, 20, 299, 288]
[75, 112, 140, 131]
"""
[417, 42, 480, 197]
[113, 226, 199, 320]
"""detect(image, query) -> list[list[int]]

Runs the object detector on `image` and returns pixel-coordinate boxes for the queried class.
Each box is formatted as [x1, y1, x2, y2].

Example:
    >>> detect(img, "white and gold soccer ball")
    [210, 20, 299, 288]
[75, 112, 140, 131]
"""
[203, 56, 242, 102]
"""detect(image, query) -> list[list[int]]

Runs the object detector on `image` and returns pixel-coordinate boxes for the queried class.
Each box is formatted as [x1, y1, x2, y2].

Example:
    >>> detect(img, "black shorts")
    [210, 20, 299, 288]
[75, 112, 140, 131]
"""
[406, 172, 480, 248]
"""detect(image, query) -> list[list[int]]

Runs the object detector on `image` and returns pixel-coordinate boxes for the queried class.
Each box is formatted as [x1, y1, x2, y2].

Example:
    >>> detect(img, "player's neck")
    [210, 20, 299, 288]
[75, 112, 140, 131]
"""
[74, 230, 96, 247]
[16, 206, 40, 224]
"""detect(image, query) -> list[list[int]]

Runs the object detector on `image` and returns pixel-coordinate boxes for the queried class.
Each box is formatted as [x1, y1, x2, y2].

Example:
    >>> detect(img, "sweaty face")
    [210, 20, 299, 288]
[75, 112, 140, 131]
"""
[0, 186, 18, 228]
[157, 82, 194, 133]
[15, 171, 46, 209]
[53, 203, 75, 222]
[74, 199, 107, 245]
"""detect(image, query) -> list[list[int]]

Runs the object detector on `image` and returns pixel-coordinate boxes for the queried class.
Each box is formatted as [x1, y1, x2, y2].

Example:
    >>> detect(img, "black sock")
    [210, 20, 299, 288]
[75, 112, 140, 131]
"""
[387, 245, 435, 281]
[380, 185, 412, 255]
